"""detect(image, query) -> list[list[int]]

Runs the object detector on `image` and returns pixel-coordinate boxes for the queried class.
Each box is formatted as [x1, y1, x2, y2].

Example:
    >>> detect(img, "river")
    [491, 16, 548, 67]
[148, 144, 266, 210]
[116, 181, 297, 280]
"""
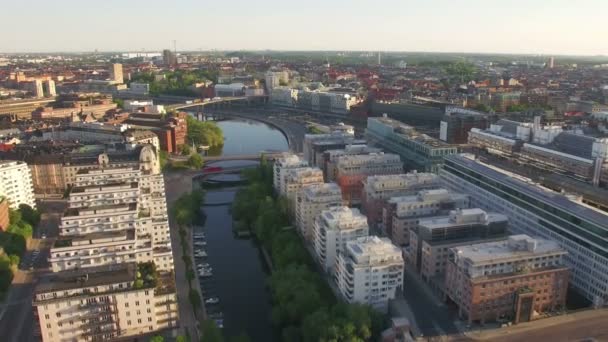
[191, 117, 287, 341]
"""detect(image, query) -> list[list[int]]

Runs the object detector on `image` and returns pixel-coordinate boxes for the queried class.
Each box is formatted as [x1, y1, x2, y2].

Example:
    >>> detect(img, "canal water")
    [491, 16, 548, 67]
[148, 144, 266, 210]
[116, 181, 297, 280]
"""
[191, 118, 287, 341]
[201, 117, 289, 157]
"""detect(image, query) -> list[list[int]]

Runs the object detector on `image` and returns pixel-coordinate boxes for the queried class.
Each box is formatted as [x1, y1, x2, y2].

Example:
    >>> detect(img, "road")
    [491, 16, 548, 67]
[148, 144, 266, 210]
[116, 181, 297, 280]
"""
[164, 172, 202, 341]
[392, 270, 462, 339]
[465, 309, 608, 342]
[0, 198, 64, 342]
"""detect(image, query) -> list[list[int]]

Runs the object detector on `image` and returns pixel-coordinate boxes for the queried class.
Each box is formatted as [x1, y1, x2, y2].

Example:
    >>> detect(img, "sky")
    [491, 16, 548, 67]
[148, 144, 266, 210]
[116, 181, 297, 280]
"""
[2, 0, 607, 55]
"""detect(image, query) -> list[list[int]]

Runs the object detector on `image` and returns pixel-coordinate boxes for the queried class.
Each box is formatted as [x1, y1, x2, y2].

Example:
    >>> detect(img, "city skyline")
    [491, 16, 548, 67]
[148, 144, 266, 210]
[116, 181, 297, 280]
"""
[2, 0, 608, 55]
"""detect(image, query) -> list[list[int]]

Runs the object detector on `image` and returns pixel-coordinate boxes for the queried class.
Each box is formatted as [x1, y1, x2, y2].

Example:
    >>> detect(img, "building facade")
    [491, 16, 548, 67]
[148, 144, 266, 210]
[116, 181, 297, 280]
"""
[383, 189, 469, 246]
[33, 263, 178, 341]
[295, 182, 343, 242]
[445, 235, 568, 324]
[0, 160, 36, 209]
[273, 153, 309, 194]
[409, 208, 509, 293]
[366, 116, 458, 173]
[335, 153, 403, 205]
[312, 206, 369, 272]
[361, 172, 442, 226]
[440, 154, 608, 305]
[335, 236, 404, 312]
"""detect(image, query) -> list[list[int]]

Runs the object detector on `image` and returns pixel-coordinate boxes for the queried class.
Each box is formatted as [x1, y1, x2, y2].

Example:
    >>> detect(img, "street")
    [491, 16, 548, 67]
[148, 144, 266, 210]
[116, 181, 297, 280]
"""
[0, 198, 64, 342]
[465, 309, 608, 342]
[164, 172, 202, 340]
[391, 269, 462, 340]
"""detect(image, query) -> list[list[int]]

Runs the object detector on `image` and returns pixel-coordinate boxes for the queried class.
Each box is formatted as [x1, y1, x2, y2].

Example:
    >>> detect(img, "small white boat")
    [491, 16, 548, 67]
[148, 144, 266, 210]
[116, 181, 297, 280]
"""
[205, 297, 220, 305]
[194, 241, 207, 246]
[214, 319, 224, 328]
[194, 251, 207, 257]
[199, 272, 213, 278]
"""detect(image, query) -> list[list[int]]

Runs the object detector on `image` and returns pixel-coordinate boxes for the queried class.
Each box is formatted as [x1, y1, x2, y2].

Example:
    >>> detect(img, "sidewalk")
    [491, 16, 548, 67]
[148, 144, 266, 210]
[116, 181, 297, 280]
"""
[464, 308, 608, 340]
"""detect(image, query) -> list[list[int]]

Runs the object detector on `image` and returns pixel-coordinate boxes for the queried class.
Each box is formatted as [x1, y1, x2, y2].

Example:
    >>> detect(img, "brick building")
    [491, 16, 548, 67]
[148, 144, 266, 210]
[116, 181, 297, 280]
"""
[445, 235, 568, 325]
[125, 112, 187, 153]
[0, 198, 9, 231]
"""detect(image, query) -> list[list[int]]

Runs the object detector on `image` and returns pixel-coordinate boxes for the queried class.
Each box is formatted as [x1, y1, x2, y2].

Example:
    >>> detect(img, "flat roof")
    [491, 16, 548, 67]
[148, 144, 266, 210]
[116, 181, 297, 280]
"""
[35, 263, 137, 294]
[419, 211, 507, 230]
[453, 235, 565, 264]
[447, 155, 608, 228]
[70, 181, 138, 193]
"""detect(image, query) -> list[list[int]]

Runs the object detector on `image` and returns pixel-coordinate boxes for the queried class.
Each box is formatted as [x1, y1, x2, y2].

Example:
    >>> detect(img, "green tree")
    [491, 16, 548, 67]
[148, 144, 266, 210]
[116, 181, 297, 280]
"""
[159, 150, 169, 170]
[228, 333, 251, 342]
[113, 98, 125, 109]
[8, 209, 21, 225]
[269, 265, 324, 327]
[150, 335, 164, 342]
[176, 335, 188, 342]
[180, 144, 192, 156]
[18, 204, 40, 226]
[445, 61, 476, 83]
[200, 320, 224, 342]
[473, 103, 492, 113]
[187, 154, 204, 169]
[189, 289, 201, 311]
[186, 116, 224, 147]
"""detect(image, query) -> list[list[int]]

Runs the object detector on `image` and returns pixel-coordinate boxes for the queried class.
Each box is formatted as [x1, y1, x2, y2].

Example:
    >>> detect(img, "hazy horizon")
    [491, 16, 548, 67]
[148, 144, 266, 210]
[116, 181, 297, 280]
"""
[2, 0, 607, 55]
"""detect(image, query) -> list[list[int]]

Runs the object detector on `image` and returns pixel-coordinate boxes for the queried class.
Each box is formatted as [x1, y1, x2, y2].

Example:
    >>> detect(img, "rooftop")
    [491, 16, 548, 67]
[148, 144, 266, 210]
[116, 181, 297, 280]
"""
[364, 172, 440, 190]
[419, 209, 508, 230]
[64, 202, 137, 217]
[453, 234, 566, 264]
[34, 263, 137, 295]
[347, 236, 402, 259]
[446, 154, 608, 228]
[302, 182, 342, 198]
[320, 206, 368, 230]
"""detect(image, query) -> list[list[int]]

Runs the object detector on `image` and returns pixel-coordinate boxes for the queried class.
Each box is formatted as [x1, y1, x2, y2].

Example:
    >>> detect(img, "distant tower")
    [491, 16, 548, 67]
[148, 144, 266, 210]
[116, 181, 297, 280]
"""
[45, 79, 56, 96]
[110, 63, 124, 84]
[31, 79, 44, 98]
[378, 51, 382, 65]
[548, 56, 555, 69]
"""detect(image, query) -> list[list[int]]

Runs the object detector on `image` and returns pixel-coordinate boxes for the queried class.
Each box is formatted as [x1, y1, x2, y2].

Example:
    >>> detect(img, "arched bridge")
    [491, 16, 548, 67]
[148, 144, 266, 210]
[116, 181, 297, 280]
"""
[166, 96, 268, 111]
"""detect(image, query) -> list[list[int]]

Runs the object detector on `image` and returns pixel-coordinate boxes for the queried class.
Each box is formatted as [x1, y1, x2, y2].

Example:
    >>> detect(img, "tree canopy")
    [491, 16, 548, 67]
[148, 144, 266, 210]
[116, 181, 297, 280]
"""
[231, 161, 386, 341]
[186, 116, 224, 147]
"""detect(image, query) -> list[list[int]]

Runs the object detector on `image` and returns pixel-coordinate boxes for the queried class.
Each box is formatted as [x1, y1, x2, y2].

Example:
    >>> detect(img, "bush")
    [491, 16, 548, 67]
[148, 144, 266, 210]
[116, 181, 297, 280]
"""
[187, 154, 204, 169]
[189, 288, 201, 311]
[186, 116, 224, 147]
[19, 204, 40, 227]
[181, 144, 192, 156]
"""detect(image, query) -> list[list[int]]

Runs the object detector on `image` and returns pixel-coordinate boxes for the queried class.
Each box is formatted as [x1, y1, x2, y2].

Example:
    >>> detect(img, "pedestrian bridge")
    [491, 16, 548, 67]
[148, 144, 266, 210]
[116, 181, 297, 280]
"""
[203, 152, 285, 164]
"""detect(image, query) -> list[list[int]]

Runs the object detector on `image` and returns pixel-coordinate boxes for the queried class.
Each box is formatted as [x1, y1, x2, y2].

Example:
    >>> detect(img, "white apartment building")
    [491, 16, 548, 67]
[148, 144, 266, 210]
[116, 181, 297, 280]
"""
[384, 189, 469, 246]
[322, 145, 382, 181]
[412, 209, 509, 286]
[313, 206, 369, 272]
[335, 236, 404, 312]
[295, 183, 343, 242]
[50, 165, 173, 273]
[273, 153, 309, 194]
[303, 132, 358, 167]
[335, 152, 403, 176]
[282, 167, 324, 208]
[34, 263, 178, 342]
[0, 160, 36, 209]
[361, 172, 442, 226]
[441, 154, 608, 305]
[270, 87, 298, 107]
